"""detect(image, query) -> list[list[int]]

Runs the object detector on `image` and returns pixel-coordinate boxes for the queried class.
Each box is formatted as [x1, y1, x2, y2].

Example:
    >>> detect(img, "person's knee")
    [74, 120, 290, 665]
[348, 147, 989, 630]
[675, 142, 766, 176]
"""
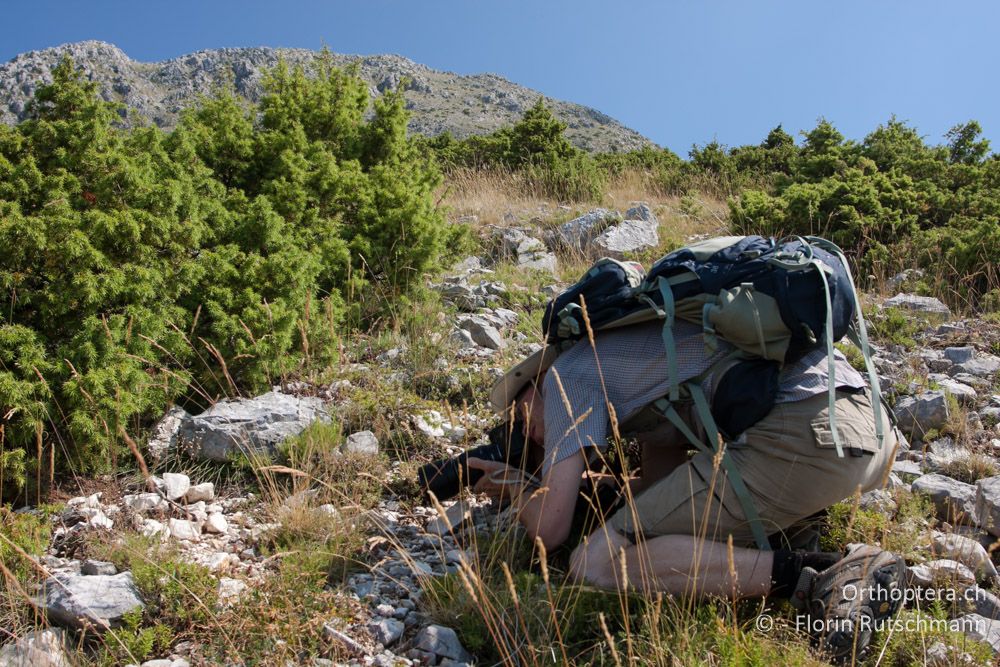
[569, 529, 631, 588]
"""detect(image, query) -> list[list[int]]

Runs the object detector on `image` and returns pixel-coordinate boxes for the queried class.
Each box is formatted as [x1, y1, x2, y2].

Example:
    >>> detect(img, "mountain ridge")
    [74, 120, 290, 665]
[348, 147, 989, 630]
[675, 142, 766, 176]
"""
[0, 41, 651, 153]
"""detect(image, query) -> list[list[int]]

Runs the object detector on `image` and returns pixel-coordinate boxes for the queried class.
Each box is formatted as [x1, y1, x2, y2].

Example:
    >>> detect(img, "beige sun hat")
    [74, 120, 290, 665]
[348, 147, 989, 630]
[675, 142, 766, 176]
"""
[488, 345, 561, 415]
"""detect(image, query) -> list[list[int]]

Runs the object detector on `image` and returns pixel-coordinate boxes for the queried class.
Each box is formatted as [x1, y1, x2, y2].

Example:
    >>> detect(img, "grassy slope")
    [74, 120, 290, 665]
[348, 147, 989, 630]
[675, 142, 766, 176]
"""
[2, 169, 997, 666]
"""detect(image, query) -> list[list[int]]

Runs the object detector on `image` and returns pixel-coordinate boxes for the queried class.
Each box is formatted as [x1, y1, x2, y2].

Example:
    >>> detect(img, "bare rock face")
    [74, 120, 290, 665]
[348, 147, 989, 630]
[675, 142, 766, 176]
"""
[0, 41, 650, 153]
[38, 572, 144, 631]
[178, 390, 329, 461]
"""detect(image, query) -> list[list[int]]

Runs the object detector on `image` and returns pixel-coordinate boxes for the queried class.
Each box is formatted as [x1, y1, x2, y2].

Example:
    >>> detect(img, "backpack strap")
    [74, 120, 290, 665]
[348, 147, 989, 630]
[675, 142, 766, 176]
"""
[804, 237, 885, 451]
[653, 383, 771, 551]
[808, 256, 845, 459]
[649, 275, 680, 402]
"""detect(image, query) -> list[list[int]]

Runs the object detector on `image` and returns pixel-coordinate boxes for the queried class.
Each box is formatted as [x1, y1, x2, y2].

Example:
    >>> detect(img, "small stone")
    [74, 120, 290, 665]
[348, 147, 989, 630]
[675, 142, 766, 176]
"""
[912, 474, 979, 524]
[884, 293, 951, 316]
[937, 378, 978, 406]
[975, 476, 1000, 537]
[413, 411, 448, 438]
[0, 628, 71, 667]
[123, 493, 166, 513]
[77, 508, 114, 530]
[426, 502, 471, 536]
[369, 618, 405, 646]
[930, 531, 998, 580]
[945, 347, 976, 364]
[160, 473, 190, 501]
[81, 560, 116, 576]
[593, 219, 659, 258]
[413, 625, 472, 662]
[67, 493, 102, 509]
[554, 208, 615, 248]
[147, 406, 189, 461]
[907, 559, 976, 590]
[184, 482, 215, 503]
[344, 430, 379, 456]
[895, 391, 951, 439]
[891, 459, 923, 478]
[168, 518, 201, 542]
[955, 355, 1000, 379]
[140, 519, 167, 538]
[206, 553, 235, 573]
[141, 661, 173, 667]
[38, 572, 144, 631]
[925, 640, 974, 666]
[204, 513, 228, 534]
[216, 578, 246, 606]
[457, 316, 504, 350]
[958, 613, 1000, 654]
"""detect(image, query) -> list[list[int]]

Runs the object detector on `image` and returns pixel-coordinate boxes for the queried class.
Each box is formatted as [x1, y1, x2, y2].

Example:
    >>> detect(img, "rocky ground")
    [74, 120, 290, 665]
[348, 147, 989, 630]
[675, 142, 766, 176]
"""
[4, 203, 1000, 665]
[0, 41, 650, 153]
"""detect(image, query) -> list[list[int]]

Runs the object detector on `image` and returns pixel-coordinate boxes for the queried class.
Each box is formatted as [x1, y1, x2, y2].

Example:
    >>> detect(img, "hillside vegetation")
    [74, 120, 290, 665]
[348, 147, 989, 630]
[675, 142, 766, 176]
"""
[2, 56, 1000, 667]
[3, 53, 1000, 502]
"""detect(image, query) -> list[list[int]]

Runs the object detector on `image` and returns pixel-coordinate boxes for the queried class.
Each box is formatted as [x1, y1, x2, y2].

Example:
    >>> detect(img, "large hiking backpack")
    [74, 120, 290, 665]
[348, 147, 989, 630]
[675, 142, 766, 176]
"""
[540, 235, 884, 550]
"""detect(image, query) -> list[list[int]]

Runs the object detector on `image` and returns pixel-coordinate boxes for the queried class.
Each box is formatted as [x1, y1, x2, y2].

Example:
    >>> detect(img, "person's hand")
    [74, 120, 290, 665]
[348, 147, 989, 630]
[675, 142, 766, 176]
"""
[467, 457, 534, 504]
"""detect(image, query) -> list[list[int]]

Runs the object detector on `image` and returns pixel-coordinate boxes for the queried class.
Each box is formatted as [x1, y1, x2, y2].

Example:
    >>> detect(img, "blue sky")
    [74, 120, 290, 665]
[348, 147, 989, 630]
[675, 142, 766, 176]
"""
[2, 0, 997, 155]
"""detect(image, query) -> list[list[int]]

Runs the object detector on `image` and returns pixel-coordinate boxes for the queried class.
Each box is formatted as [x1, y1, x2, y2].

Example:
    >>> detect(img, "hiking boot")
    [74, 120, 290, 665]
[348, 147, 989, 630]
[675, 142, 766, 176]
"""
[790, 543, 905, 664]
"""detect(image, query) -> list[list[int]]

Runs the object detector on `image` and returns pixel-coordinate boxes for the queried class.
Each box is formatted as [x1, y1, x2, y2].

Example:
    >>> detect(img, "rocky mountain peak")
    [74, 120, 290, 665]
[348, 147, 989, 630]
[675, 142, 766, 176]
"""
[0, 41, 651, 152]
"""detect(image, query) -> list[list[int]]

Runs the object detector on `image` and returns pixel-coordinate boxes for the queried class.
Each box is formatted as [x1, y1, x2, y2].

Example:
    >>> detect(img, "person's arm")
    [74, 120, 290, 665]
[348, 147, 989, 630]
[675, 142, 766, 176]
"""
[468, 452, 586, 551]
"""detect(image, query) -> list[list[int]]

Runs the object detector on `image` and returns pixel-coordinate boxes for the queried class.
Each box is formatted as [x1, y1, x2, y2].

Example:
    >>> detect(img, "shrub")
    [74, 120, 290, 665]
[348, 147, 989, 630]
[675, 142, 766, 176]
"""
[0, 54, 456, 499]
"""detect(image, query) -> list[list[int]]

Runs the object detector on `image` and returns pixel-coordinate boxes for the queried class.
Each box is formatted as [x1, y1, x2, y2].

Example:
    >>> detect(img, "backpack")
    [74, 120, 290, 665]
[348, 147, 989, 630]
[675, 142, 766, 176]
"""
[541, 235, 884, 549]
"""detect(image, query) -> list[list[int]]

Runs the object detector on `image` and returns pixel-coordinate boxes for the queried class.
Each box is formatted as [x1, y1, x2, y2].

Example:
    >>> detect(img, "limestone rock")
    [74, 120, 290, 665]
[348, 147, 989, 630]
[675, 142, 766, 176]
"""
[426, 501, 471, 536]
[123, 493, 166, 513]
[344, 430, 379, 456]
[593, 219, 659, 258]
[369, 617, 405, 646]
[0, 629, 71, 667]
[911, 474, 978, 524]
[38, 572, 144, 631]
[975, 476, 1000, 537]
[895, 391, 951, 439]
[160, 472, 190, 501]
[146, 406, 189, 461]
[936, 378, 978, 406]
[907, 559, 976, 589]
[217, 577, 247, 607]
[140, 518, 167, 538]
[958, 613, 1000, 654]
[955, 354, 1000, 378]
[625, 202, 657, 223]
[178, 391, 329, 461]
[885, 293, 951, 316]
[972, 586, 1000, 620]
[457, 316, 504, 350]
[930, 531, 998, 580]
[204, 513, 228, 535]
[944, 347, 976, 364]
[81, 560, 116, 576]
[413, 625, 472, 663]
[168, 518, 201, 542]
[554, 209, 615, 248]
